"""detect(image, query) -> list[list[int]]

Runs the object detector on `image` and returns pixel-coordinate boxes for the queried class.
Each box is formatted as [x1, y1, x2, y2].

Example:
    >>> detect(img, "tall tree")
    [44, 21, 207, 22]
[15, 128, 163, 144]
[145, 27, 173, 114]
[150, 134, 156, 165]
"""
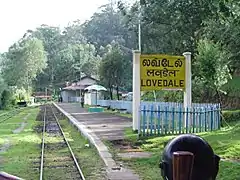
[202, 3, 240, 74]
[82, 3, 135, 53]
[32, 24, 102, 91]
[194, 39, 231, 103]
[32, 25, 64, 89]
[119, 0, 223, 55]
[71, 43, 101, 78]
[99, 45, 130, 99]
[2, 37, 47, 92]
[62, 20, 87, 45]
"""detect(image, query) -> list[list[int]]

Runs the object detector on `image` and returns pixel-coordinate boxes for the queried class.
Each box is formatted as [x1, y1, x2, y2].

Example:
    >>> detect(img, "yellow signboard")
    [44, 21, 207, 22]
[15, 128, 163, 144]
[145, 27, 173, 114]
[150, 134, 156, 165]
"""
[140, 54, 185, 91]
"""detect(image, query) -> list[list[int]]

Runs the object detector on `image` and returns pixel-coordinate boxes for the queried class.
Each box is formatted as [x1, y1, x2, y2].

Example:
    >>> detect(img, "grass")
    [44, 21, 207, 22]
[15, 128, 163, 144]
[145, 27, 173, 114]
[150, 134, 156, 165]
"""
[42, 131, 72, 180]
[118, 125, 240, 180]
[0, 106, 106, 180]
[58, 119, 107, 180]
[103, 108, 132, 118]
[0, 110, 9, 116]
[102, 109, 240, 180]
[223, 109, 240, 113]
[0, 107, 41, 179]
[124, 123, 240, 159]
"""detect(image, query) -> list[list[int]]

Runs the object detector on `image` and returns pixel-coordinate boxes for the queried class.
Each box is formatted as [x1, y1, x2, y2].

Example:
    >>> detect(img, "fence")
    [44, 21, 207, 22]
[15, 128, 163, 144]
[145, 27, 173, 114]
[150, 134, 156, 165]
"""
[140, 104, 221, 136]
[97, 100, 221, 136]
[97, 100, 219, 113]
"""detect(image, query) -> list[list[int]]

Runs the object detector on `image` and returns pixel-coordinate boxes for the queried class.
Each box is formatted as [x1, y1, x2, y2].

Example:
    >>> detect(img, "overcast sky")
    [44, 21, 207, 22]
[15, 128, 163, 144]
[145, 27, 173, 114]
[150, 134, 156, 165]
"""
[0, 0, 113, 53]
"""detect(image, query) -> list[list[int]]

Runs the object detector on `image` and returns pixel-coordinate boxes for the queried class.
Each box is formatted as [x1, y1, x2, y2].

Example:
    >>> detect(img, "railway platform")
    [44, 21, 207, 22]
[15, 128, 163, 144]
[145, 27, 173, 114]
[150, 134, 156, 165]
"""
[54, 103, 140, 180]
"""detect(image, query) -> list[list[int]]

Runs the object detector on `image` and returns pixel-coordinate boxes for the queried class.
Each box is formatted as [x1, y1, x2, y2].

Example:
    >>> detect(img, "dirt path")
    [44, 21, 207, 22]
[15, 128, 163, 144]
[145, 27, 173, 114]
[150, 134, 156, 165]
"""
[12, 113, 31, 134]
[1, 113, 31, 158]
[12, 122, 27, 134]
[0, 138, 10, 153]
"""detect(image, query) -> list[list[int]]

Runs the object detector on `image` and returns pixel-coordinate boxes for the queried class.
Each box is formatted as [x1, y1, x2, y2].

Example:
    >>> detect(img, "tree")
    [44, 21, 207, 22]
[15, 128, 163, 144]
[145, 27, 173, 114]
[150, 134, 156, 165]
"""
[195, 39, 231, 103]
[62, 20, 87, 45]
[99, 45, 128, 100]
[117, 0, 238, 103]
[32, 25, 64, 88]
[120, 0, 225, 54]
[2, 37, 47, 91]
[203, 14, 240, 74]
[1, 90, 12, 109]
[32, 24, 102, 91]
[82, 3, 135, 53]
[71, 43, 101, 78]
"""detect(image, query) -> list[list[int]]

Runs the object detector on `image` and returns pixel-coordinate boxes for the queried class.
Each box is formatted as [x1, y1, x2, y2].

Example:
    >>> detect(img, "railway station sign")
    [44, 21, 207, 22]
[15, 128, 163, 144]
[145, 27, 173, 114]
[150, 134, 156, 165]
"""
[140, 54, 185, 91]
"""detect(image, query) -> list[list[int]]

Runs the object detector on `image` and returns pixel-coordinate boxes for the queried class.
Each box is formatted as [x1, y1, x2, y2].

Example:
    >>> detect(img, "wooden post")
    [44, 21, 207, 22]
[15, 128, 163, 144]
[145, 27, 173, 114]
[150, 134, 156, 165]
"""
[173, 151, 194, 180]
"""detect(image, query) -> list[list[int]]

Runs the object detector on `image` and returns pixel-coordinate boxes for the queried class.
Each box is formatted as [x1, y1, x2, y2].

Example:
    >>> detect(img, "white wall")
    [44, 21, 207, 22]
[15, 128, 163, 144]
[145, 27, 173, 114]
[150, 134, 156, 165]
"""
[61, 91, 68, 102]
[61, 76, 104, 104]
[84, 92, 91, 105]
[61, 90, 77, 102]
[84, 91, 103, 105]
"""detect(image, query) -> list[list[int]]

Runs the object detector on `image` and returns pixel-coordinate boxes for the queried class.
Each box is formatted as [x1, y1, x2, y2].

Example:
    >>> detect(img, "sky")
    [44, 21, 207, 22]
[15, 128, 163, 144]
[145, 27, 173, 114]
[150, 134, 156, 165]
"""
[0, 0, 112, 53]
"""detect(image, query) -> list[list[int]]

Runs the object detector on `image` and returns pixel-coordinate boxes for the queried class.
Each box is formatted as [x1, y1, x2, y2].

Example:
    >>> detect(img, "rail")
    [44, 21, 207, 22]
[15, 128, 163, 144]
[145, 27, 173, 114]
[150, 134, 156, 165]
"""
[39, 107, 45, 180]
[39, 104, 85, 180]
[0, 108, 25, 124]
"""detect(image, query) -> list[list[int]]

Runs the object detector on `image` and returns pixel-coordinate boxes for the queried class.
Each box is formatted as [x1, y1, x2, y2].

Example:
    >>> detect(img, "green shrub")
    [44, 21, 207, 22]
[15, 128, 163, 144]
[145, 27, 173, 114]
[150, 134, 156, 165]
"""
[1, 90, 13, 109]
[222, 110, 240, 123]
[141, 90, 183, 102]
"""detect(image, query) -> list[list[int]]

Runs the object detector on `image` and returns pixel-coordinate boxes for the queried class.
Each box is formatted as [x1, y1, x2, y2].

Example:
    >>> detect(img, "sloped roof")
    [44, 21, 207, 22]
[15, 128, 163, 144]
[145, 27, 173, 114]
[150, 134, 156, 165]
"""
[63, 84, 86, 90]
[62, 75, 98, 91]
[81, 75, 99, 81]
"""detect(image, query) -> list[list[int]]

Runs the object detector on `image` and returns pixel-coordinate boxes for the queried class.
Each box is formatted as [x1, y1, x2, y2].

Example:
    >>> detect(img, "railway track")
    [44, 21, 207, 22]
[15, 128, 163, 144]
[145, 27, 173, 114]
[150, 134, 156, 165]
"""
[0, 108, 24, 123]
[39, 104, 85, 180]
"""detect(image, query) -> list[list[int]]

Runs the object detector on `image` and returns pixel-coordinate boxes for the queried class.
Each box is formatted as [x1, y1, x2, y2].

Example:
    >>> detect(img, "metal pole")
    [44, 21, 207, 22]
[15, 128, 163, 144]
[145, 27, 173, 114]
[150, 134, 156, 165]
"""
[79, 47, 82, 98]
[45, 87, 47, 103]
[138, 2, 141, 52]
[183, 52, 192, 127]
[132, 50, 141, 131]
[27, 71, 29, 102]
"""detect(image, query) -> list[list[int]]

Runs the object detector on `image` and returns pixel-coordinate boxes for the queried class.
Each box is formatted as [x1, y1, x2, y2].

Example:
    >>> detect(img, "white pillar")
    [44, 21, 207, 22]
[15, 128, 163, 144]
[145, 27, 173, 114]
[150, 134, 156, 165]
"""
[132, 50, 141, 131]
[183, 52, 192, 127]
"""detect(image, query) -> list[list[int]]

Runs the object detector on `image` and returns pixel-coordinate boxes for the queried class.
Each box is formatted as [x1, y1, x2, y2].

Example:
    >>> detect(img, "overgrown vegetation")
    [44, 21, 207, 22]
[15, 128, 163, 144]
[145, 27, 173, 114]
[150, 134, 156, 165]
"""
[0, 108, 41, 179]
[223, 110, 240, 123]
[0, 1, 240, 177]
[100, 106, 240, 179]
[106, 122, 240, 180]
[60, 120, 106, 179]
[99, 45, 131, 99]
[0, 106, 106, 179]
[0, 0, 239, 108]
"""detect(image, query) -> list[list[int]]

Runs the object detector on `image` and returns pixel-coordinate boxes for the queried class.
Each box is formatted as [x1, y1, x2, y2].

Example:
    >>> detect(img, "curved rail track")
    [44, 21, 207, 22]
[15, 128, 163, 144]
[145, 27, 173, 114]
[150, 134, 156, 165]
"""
[39, 104, 85, 180]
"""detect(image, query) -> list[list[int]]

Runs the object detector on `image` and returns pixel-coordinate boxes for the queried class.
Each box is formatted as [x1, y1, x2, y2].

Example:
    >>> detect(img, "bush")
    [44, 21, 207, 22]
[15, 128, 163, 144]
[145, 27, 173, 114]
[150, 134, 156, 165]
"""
[1, 90, 13, 109]
[141, 90, 183, 102]
[222, 110, 240, 123]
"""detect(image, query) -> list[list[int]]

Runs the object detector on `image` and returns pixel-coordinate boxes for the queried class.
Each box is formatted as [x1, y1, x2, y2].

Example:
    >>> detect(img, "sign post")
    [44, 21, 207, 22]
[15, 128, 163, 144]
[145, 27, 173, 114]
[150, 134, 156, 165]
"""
[183, 52, 192, 119]
[140, 55, 186, 91]
[132, 50, 141, 131]
[132, 52, 191, 131]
